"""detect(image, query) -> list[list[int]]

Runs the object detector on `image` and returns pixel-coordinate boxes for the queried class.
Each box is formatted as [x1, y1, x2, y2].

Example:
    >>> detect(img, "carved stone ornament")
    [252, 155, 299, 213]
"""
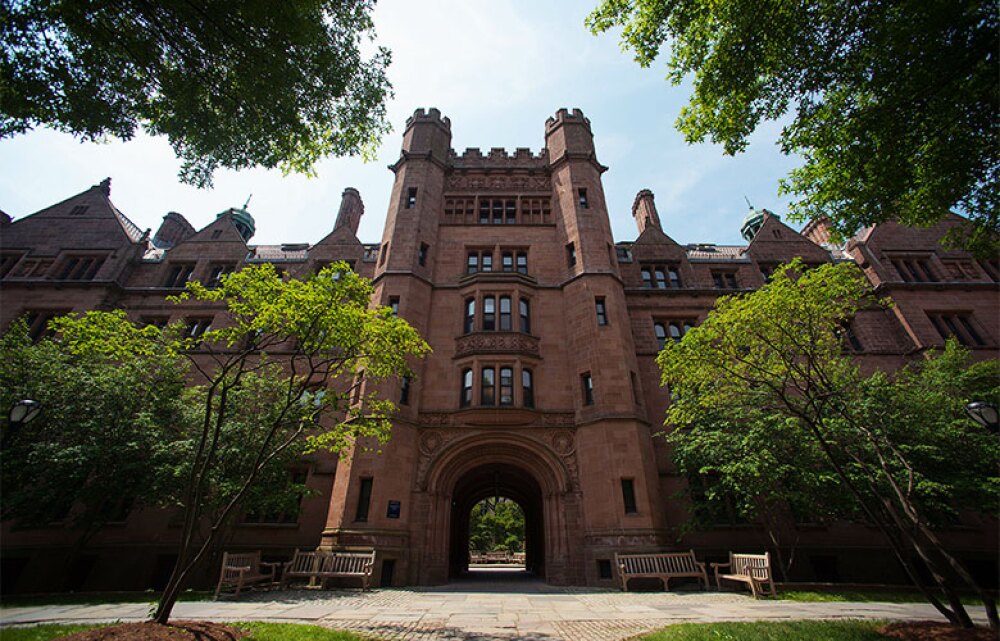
[419, 412, 452, 427]
[541, 412, 575, 427]
[549, 430, 576, 456]
[455, 333, 540, 358]
[445, 175, 550, 193]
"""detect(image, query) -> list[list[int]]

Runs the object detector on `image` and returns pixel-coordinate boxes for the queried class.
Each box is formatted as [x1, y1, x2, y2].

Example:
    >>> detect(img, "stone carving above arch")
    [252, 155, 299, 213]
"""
[454, 332, 540, 358]
[415, 430, 578, 495]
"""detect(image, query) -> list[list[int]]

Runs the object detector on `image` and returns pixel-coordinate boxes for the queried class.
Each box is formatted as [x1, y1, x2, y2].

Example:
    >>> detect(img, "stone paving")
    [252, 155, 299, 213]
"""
[1, 577, 988, 641]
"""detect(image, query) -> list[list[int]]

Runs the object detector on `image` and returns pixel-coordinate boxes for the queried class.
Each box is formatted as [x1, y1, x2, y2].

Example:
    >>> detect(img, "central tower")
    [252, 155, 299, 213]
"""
[319, 109, 668, 586]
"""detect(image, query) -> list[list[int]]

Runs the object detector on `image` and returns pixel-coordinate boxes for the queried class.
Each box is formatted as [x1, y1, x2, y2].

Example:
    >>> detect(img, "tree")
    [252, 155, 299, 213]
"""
[0, 318, 188, 573]
[587, 0, 999, 255]
[657, 259, 999, 629]
[469, 498, 525, 554]
[1, 0, 392, 187]
[50, 263, 430, 623]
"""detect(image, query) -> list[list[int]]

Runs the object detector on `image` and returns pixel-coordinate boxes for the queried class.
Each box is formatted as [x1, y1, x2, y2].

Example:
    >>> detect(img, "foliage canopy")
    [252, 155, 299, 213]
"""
[588, 0, 999, 254]
[1, 0, 392, 186]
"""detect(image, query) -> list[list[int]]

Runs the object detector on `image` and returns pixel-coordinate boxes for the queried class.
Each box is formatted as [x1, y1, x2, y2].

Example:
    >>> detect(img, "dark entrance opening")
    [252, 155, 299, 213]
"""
[449, 463, 544, 579]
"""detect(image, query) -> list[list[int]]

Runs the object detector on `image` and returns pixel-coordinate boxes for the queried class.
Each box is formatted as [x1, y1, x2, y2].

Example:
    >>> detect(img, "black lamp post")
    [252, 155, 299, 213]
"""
[965, 401, 999, 435]
[3, 399, 42, 448]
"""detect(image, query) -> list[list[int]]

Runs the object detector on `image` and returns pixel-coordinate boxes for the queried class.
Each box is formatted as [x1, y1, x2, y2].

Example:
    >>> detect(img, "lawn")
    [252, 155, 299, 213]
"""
[778, 589, 983, 605]
[0, 622, 372, 641]
[637, 620, 888, 640]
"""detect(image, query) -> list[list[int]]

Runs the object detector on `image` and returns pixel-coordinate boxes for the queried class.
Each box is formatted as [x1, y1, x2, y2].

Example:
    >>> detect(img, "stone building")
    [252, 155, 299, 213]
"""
[1, 109, 997, 592]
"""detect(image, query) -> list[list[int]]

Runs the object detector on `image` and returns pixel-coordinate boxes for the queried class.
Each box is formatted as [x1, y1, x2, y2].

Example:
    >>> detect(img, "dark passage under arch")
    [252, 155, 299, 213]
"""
[449, 463, 544, 579]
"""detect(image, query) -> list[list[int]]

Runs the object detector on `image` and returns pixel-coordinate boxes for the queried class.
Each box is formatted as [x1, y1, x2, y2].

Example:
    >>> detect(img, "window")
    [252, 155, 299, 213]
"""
[355, 478, 373, 522]
[399, 377, 410, 405]
[479, 200, 491, 224]
[519, 298, 530, 333]
[406, 187, 417, 209]
[352, 370, 365, 405]
[207, 263, 235, 288]
[712, 271, 739, 289]
[505, 199, 516, 224]
[24, 310, 65, 341]
[892, 257, 938, 283]
[57, 255, 105, 281]
[641, 264, 682, 288]
[464, 298, 476, 334]
[492, 199, 503, 224]
[467, 252, 479, 274]
[499, 296, 512, 331]
[477, 198, 517, 224]
[621, 479, 638, 514]
[578, 188, 589, 209]
[595, 297, 608, 326]
[616, 246, 633, 263]
[379, 243, 389, 266]
[655, 321, 693, 349]
[581, 372, 594, 406]
[389, 296, 400, 316]
[522, 369, 534, 408]
[0, 253, 21, 278]
[164, 264, 195, 288]
[516, 251, 528, 274]
[979, 259, 1000, 282]
[467, 250, 492, 274]
[928, 313, 985, 347]
[184, 317, 212, 340]
[481, 252, 493, 272]
[460, 369, 473, 407]
[566, 243, 576, 267]
[483, 296, 496, 331]
[502, 252, 513, 272]
[838, 321, 863, 352]
[759, 263, 777, 282]
[142, 317, 169, 330]
[418, 243, 428, 266]
[481, 367, 496, 406]
[499, 367, 514, 406]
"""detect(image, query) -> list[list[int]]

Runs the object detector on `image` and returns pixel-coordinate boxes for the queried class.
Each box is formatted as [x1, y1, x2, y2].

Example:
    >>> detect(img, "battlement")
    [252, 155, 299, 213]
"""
[449, 146, 549, 170]
[544, 108, 591, 135]
[405, 108, 452, 132]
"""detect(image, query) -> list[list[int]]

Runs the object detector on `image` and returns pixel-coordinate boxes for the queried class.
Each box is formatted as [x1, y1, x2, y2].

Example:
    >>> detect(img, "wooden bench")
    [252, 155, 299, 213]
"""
[281, 549, 376, 590]
[214, 551, 277, 599]
[615, 550, 710, 592]
[711, 552, 776, 598]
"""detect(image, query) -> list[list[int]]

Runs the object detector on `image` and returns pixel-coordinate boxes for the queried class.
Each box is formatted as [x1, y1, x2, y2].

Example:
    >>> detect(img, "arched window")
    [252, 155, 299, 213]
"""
[522, 368, 534, 408]
[654, 323, 666, 350]
[499, 296, 512, 331]
[499, 367, 514, 406]
[481, 367, 496, 406]
[460, 369, 473, 407]
[483, 296, 496, 331]
[464, 298, 476, 334]
[669, 323, 682, 343]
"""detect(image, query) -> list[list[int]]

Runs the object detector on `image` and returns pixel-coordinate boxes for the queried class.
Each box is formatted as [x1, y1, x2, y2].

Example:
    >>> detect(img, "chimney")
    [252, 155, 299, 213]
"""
[632, 190, 662, 235]
[334, 187, 365, 235]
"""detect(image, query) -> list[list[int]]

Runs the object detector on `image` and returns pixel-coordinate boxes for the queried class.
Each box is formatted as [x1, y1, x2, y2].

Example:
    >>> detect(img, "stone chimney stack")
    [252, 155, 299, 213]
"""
[632, 190, 662, 235]
[334, 187, 364, 235]
[152, 211, 196, 249]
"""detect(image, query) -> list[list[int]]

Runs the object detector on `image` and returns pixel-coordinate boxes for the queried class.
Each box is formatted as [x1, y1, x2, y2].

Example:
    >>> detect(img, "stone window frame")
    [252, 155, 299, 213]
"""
[640, 263, 683, 289]
[457, 359, 537, 410]
[927, 311, 987, 347]
[654, 319, 695, 350]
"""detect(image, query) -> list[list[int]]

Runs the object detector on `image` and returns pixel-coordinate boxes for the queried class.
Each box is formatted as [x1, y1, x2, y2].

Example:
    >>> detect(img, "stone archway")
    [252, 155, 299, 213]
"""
[412, 431, 581, 585]
[449, 463, 543, 578]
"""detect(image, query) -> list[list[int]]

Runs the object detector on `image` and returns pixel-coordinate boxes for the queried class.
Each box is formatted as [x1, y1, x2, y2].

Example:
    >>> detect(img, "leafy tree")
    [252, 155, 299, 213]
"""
[587, 0, 999, 255]
[469, 498, 525, 554]
[0, 318, 188, 571]
[1, 0, 392, 187]
[658, 259, 998, 629]
[49, 263, 430, 623]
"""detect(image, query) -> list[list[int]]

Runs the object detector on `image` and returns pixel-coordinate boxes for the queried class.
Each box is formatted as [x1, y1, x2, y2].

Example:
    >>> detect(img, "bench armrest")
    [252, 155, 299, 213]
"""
[709, 562, 730, 570]
[693, 561, 707, 571]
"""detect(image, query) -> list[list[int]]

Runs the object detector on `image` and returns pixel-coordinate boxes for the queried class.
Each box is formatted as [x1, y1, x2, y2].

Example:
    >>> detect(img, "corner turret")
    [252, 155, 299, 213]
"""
[740, 206, 773, 242]
[218, 207, 255, 242]
[544, 108, 596, 161]
[334, 187, 365, 236]
[401, 108, 452, 160]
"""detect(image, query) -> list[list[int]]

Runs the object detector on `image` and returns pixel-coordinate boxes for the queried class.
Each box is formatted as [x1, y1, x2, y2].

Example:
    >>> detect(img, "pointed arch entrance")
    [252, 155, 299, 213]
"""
[413, 431, 582, 585]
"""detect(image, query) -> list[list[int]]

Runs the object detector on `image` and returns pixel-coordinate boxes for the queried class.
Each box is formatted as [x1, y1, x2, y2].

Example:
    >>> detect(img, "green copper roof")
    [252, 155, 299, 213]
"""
[740, 207, 773, 242]
[218, 207, 255, 242]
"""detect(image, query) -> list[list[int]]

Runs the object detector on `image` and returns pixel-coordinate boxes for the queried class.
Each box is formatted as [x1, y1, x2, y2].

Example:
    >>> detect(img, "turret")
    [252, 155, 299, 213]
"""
[334, 187, 364, 236]
[544, 108, 596, 160]
[152, 211, 196, 249]
[632, 190, 662, 235]
[217, 207, 255, 243]
[741, 206, 771, 242]
[401, 108, 452, 159]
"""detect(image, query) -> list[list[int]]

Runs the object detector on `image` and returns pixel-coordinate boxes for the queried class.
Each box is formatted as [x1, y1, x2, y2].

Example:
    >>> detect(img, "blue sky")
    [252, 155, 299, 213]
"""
[0, 0, 801, 247]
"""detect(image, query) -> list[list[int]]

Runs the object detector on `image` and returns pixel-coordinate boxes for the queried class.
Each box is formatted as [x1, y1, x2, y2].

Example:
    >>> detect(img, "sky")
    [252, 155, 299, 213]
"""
[0, 0, 802, 248]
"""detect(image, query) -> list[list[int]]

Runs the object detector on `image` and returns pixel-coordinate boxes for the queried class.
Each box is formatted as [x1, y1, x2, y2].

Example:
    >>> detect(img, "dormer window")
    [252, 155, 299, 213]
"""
[164, 264, 195, 288]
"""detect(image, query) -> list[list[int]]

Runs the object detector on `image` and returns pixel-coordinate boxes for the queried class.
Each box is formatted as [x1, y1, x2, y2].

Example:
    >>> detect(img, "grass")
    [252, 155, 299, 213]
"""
[638, 620, 888, 640]
[0, 592, 213, 608]
[778, 589, 983, 605]
[0, 623, 373, 641]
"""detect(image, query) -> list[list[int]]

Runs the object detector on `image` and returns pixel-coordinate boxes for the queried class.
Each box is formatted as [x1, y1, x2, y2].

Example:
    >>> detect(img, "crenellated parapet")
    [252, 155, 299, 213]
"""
[448, 146, 549, 171]
[544, 108, 592, 136]
[405, 107, 451, 132]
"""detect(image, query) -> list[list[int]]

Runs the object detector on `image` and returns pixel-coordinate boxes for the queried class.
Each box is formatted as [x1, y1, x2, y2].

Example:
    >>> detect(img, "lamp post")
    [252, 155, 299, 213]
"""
[965, 401, 999, 436]
[3, 399, 42, 448]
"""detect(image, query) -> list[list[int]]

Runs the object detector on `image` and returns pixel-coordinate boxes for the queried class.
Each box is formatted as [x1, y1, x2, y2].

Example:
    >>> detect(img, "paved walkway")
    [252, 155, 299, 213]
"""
[1, 576, 986, 641]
